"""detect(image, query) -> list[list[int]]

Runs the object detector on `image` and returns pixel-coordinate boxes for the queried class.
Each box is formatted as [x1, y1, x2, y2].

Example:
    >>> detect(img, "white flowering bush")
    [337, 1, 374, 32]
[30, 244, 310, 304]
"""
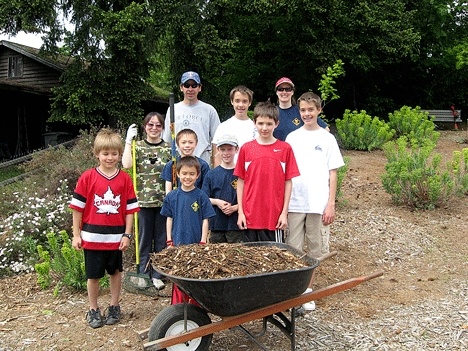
[0, 129, 98, 278]
[0, 180, 72, 276]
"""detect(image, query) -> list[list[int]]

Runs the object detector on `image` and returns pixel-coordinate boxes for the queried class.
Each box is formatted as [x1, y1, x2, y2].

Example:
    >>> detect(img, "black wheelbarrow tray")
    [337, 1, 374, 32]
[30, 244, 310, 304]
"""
[138, 242, 383, 351]
[160, 242, 320, 317]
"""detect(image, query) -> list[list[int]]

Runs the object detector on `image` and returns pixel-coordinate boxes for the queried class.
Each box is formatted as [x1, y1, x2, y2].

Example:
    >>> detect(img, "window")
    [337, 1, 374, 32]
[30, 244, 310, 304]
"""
[8, 56, 23, 78]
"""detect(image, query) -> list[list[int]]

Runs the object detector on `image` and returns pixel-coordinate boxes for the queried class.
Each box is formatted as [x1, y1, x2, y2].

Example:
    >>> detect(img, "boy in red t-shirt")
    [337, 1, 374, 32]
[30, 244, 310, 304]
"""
[234, 101, 300, 242]
[70, 128, 139, 328]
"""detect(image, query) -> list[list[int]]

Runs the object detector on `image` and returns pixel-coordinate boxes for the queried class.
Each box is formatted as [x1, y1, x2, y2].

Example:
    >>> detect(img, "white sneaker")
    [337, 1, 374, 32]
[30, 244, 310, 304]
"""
[302, 288, 316, 311]
[152, 278, 165, 290]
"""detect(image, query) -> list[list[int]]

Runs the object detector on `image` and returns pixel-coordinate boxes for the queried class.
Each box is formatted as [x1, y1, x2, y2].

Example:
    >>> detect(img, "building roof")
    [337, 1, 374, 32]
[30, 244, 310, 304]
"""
[0, 40, 70, 72]
[0, 40, 169, 103]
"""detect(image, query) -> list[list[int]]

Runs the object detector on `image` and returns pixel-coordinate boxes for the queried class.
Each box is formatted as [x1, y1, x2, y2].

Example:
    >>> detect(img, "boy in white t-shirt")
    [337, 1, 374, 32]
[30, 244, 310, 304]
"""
[212, 85, 257, 167]
[285, 92, 344, 311]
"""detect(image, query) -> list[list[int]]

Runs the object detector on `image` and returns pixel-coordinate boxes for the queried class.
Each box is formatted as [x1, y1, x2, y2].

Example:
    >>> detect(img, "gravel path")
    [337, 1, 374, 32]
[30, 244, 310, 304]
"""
[295, 279, 468, 350]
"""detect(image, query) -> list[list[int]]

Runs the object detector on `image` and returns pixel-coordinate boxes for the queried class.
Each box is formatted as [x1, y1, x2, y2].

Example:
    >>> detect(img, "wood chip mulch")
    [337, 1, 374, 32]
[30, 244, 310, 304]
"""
[150, 243, 309, 279]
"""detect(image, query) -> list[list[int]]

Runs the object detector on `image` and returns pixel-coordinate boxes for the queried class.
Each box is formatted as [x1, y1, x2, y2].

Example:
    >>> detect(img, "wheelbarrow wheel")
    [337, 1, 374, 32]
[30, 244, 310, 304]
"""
[148, 304, 213, 351]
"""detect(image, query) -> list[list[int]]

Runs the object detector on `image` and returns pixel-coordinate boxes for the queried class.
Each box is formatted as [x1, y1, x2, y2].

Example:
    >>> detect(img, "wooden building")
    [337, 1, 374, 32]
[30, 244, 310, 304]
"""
[0, 40, 168, 159]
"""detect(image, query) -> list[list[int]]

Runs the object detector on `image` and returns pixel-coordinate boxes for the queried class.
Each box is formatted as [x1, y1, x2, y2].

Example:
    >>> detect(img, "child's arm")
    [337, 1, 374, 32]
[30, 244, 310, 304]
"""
[119, 213, 133, 251]
[165, 180, 173, 194]
[210, 198, 230, 211]
[276, 179, 292, 230]
[166, 217, 174, 246]
[201, 218, 209, 243]
[72, 209, 83, 250]
[322, 169, 338, 226]
[236, 178, 247, 229]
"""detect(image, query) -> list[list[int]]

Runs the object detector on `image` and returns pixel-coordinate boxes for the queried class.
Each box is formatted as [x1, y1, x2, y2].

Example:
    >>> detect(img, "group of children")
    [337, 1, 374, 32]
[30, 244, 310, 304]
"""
[70, 73, 344, 328]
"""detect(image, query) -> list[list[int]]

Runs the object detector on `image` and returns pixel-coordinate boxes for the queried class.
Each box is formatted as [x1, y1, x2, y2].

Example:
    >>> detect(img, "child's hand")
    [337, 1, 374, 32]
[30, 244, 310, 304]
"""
[237, 213, 247, 230]
[119, 237, 130, 251]
[322, 204, 336, 226]
[276, 213, 288, 230]
[222, 203, 236, 216]
[215, 199, 229, 211]
[72, 236, 82, 250]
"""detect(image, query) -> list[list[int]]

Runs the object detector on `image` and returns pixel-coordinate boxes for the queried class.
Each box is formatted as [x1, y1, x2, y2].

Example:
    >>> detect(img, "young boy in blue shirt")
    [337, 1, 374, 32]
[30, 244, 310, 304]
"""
[161, 128, 210, 193]
[202, 134, 243, 243]
[160, 156, 215, 304]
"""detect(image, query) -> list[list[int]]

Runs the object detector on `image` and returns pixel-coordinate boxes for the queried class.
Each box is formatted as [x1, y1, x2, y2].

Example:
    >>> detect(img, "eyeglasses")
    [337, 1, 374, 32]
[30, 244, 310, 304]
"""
[146, 123, 163, 129]
[276, 87, 293, 92]
[183, 83, 199, 89]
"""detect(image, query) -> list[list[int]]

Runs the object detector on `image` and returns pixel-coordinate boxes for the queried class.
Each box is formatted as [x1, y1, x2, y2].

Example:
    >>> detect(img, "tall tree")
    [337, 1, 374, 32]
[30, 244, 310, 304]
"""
[2, 0, 467, 123]
[49, 2, 158, 127]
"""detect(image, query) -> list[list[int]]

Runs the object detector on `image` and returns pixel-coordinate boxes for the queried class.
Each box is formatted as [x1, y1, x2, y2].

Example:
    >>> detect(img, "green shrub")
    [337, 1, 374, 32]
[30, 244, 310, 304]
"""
[381, 136, 454, 209]
[336, 110, 395, 151]
[35, 230, 108, 294]
[447, 148, 468, 195]
[387, 106, 439, 144]
[22, 129, 98, 198]
[336, 156, 350, 199]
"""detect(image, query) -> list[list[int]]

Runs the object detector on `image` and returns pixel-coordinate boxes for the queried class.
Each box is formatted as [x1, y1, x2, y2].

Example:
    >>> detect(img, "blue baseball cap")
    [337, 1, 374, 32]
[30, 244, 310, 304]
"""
[181, 71, 201, 84]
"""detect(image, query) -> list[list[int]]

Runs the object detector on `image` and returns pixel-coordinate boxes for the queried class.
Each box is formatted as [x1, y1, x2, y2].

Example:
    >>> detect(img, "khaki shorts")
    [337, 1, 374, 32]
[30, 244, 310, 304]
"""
[286, 213, 330, 258]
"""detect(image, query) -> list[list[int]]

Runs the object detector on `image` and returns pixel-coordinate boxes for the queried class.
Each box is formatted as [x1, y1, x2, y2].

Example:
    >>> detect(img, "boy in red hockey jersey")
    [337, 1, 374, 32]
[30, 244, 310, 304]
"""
[70, 128, 139, 328]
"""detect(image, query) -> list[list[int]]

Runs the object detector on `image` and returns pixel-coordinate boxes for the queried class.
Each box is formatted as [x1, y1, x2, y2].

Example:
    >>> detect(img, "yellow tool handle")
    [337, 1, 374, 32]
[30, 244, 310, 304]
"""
[132, 139, 140, 265]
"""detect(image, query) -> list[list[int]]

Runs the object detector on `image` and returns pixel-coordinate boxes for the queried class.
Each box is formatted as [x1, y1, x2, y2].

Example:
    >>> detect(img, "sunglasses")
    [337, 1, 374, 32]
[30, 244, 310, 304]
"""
[183, 83, 199, 89]
[276, 87, 294, 92]
[146, 123, 163, 129]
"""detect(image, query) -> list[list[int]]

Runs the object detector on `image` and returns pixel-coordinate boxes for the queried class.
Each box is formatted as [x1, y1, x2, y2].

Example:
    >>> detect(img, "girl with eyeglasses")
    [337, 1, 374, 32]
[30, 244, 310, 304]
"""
[273, 77, 329, 141]
[122, 112, 171, 290]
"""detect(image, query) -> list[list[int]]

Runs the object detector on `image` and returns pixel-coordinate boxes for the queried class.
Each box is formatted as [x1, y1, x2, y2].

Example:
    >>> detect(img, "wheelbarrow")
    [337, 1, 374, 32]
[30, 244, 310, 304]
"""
[137, 242, 383, 350]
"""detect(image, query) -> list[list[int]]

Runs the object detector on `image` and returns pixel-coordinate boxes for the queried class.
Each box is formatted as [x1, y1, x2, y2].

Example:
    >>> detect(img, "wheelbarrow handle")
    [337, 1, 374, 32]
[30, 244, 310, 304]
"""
[317, 251, 337, 262]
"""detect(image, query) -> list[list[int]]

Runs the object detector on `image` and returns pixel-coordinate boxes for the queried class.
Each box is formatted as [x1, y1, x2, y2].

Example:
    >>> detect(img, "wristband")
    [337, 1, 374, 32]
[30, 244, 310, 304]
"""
[122, 233, 132, 240]
[199, 241, 206, 245]
[166, 240, 173, 247]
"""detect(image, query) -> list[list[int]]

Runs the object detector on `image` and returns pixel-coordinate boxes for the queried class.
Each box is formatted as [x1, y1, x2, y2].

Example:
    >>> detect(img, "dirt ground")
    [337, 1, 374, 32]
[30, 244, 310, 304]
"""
[0, 129, 467, 351]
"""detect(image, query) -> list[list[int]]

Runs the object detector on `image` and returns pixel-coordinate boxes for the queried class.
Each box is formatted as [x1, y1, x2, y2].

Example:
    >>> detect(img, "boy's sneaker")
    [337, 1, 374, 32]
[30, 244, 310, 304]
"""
[105, 305, 121, 325]
[302, 288, 316, 311]
[86, 308, 104, 328]
[152, 278, 165, 290]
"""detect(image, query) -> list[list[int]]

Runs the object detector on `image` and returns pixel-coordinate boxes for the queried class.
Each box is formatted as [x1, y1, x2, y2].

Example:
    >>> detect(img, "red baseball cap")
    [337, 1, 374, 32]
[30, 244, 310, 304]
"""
[275, 77, 295, 89]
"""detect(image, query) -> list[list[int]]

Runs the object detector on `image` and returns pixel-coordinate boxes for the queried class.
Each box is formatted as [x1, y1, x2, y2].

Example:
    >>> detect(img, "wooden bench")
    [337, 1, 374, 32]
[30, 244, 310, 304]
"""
[421, 109, 462, 123]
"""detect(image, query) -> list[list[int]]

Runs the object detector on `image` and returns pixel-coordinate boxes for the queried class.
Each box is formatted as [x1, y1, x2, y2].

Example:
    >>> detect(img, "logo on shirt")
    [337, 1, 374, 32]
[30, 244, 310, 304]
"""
[292, 118, 301, 126]
[315, 145, 323, 152]
[94, 186, 121, 215]
[191, 201, 200, 212]
[231, 178, 237, 190]
[273, 149, 281, 152]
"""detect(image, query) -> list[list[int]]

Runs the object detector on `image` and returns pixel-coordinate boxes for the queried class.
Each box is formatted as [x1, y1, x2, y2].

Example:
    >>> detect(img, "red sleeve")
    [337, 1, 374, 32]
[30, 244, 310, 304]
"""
[233, 146, 246, 179]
